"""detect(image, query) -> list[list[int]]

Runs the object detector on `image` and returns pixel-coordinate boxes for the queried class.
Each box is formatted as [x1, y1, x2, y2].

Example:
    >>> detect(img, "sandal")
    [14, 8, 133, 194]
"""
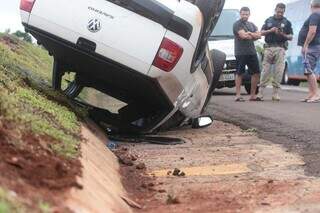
[249, 97, 264, 102]
[300, 98, 310, 102]
[235, 97, 245, 102]
[306, 98, 320, 103]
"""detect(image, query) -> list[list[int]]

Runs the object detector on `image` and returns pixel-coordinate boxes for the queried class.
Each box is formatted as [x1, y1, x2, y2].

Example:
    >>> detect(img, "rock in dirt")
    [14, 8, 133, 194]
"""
[268, 180, 274, 184]
[136, 163, 146, 170]
[130, 154, 138, 161]
[172, 168, 186, 177]
[179, 172, 186, 177]
[118, 156, 134, 166]
[147, 183, 154, 187]
[166, 194, 180, 205]
[121, 147, 129, 152]
[172, 168, 181, 176]
[261, 202, 271, 206]
[141, 183, 147, 189]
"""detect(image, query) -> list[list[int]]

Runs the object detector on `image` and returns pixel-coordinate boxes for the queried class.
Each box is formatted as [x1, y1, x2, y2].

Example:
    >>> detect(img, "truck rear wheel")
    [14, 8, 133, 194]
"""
[64, 78, 83, 99]
[52, 58, 83, 98]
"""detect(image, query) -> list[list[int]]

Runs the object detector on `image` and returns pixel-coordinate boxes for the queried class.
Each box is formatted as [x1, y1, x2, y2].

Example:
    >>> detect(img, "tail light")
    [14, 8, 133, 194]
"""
[153, 38, 183, 72]
[20, 0, 36, 13]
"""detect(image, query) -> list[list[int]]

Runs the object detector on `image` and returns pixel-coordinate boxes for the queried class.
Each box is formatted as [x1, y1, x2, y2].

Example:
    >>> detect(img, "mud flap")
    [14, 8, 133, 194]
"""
[52, 58, 65, 90]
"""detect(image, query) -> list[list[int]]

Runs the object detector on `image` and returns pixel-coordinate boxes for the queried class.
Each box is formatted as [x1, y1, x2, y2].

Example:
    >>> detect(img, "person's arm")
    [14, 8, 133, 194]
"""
[278, 21, 293, 41]
[302, 14, 320, 54]
[302, 25, 317, 53]
[238, 29, 253, 40]
[280, 33, 293, 41]
[248, 31, 262, 40]
[261, 27, 278, 36]
[248, 24, 261, 40]
[260, 19, 277, 36]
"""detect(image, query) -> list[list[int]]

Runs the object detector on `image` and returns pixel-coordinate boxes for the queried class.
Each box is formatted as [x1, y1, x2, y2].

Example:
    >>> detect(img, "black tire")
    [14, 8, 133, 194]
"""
[201, 49, 226, 113]
[288, 79, 300, 86]
[64, 81, 83, 99]
[210, 49, 226, 92]
[244, 84, 259, 95]
[64, 75, 83, 99]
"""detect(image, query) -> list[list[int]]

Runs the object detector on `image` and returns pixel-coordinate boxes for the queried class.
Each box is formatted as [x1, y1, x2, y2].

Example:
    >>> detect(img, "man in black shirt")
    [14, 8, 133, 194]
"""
[298, 0, 320, 103]
[258, 3, 293, 101]
[233, 7, 261, 102]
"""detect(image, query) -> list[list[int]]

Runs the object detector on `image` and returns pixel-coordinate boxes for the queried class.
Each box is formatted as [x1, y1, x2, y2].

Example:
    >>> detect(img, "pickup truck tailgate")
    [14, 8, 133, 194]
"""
[28, 0, 177, 74]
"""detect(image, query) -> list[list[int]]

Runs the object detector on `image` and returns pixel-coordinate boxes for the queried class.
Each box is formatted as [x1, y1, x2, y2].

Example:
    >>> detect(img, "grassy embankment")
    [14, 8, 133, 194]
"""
[0, 33, 82, 212]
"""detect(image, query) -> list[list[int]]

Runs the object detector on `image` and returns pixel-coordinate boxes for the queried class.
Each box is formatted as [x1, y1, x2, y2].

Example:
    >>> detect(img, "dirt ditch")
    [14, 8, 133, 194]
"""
[0, 120, 81, 211]
[115, 121, 320, 213]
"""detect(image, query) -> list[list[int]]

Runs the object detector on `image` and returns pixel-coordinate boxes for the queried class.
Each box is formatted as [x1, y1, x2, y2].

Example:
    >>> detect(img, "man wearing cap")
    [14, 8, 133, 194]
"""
[298, 0, 320, 103]
[258, 3, 293, 101]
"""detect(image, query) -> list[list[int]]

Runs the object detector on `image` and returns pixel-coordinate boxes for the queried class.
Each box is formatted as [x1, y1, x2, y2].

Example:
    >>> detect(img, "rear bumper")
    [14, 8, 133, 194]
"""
[24, 24, 175, 131]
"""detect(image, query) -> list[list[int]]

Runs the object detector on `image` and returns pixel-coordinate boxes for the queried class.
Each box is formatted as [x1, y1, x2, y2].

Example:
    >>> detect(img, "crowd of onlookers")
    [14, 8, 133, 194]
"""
[233, 0, 320, 103]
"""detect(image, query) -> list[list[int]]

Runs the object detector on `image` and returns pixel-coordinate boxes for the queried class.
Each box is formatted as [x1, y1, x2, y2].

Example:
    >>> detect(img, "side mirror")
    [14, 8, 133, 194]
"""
[192, 116, 213, 129]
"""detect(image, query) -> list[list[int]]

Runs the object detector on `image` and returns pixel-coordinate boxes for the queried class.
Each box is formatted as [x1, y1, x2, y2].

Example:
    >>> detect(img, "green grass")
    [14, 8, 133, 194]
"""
[38, 201, 51, 213]
[0, 188, 24, 213]
[0, 34, 81, 158]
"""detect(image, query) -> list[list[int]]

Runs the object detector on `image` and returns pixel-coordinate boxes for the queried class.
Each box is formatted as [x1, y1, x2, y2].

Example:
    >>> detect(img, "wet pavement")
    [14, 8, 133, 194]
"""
[209, 87, 320, 177]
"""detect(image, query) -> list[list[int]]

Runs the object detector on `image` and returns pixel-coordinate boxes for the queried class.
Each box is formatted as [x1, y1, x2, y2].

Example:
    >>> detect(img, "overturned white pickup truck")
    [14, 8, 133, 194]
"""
[20, 0, 225, 134]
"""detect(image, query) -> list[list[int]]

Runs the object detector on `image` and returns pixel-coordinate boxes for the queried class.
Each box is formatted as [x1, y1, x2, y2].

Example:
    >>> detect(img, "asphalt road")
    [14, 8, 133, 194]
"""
[207, 86, 320, 177]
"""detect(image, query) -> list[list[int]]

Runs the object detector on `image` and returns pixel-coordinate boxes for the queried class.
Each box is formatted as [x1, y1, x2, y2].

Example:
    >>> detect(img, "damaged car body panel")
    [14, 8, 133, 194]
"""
[20, 0, 225, 134]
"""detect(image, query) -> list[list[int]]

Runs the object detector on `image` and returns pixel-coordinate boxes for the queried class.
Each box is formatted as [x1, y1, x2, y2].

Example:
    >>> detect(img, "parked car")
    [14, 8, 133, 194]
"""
[20, 0, 225, 134]
[208, 9, 263, 94]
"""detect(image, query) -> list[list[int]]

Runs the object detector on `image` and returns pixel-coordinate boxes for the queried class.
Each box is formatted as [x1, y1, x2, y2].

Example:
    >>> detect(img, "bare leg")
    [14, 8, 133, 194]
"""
[307, 78, 314, 99]
[235, 74, 243, 98]
[308, 74, 319, 99]
[250, 73, 260, 99]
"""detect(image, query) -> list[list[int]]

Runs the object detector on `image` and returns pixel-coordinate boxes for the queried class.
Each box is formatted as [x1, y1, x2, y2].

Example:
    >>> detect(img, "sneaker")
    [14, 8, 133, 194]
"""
[272, 88, 280, 101]
[272, 96, 281, 101]
[235, 97, 245, 102]
[257, 87, 265, 100]
[249, 97, 264, 101]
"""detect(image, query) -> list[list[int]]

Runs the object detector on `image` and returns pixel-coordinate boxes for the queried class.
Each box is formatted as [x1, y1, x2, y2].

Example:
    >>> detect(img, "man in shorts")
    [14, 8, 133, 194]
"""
[298, 0, 320, 103]
[233, 7, 261, 102]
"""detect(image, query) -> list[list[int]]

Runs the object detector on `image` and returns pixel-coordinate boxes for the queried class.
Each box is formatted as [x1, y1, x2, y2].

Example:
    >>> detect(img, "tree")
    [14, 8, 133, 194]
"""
[12, 30, 32, 43]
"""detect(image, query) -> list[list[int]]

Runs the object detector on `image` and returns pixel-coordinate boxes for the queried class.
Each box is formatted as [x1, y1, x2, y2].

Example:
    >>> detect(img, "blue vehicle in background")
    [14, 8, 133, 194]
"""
[285, 0, 320, 85]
